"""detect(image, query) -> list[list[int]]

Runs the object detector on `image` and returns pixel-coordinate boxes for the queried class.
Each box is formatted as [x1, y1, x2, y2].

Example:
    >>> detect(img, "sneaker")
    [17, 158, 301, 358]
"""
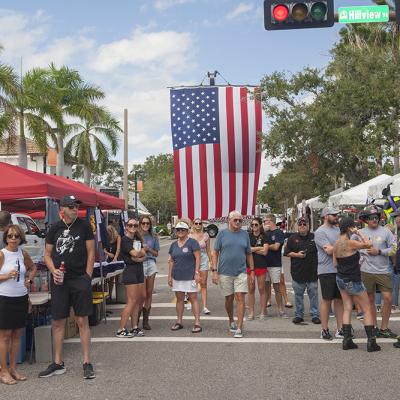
[229, 322, 237, 333]
[335, 329, 344, 339]
[246, 314, 254, 321]
[311, 317, 321, 324]
[377, 328, 398, 339]
[279, 311, 289, 319]
[258, 313, 267, 320]
[83, 363, 95, 379]
[292, 317, 304, 324]
[131, 328, 145, 337]
[186, 303, 192, 311]
[233, 329, 243, 338]
[320, 329, 333, 340]
[38, 362, 66, 378]
[115, 328, 133, 338]
[356, 312, 364, 320]
[202, 307, 211, 315]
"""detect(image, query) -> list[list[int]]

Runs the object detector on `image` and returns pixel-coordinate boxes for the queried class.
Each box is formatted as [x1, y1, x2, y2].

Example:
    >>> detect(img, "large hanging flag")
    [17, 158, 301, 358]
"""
[170, 86, 262, 219]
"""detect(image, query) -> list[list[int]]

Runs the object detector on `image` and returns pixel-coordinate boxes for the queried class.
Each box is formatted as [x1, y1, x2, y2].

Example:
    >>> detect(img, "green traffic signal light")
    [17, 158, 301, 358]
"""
[310, 2, 327, 21]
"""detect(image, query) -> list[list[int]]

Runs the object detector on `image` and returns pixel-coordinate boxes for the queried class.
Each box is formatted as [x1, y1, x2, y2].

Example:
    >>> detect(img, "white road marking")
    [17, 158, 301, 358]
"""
[107, 302, 175, 310]
[65, 337, 397, 344]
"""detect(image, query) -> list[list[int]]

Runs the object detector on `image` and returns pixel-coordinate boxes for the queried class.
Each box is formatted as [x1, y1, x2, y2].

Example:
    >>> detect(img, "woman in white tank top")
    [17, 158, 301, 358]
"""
[0, 225, 36, 385]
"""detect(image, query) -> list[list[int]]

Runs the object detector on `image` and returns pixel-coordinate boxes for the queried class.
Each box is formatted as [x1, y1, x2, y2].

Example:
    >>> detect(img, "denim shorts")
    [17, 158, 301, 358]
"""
[143, 259, 158, 277]
[336, 276, 366, 296]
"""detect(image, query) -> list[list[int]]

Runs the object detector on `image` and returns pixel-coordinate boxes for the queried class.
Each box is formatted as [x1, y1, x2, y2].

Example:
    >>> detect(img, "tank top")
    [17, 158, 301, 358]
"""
[0, 248, 28, 297]
[336, 252, 361, 282]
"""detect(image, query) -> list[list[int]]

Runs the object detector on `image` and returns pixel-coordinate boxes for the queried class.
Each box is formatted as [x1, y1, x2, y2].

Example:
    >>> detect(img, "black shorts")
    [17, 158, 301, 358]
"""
[0, 294, 28, 329]
[319, 273, 341, 300]
[50, 274, 92, 320]
[122, 265, 144, 285]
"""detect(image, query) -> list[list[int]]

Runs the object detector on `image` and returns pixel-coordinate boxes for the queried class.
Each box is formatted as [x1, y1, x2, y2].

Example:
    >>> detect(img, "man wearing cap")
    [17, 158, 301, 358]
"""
[284, 217, 320, 325]
[356, 206, 397, 339]
[39, 195, 96, 379]
[212, 211, 254, 338]
[314, 207, 343, 340]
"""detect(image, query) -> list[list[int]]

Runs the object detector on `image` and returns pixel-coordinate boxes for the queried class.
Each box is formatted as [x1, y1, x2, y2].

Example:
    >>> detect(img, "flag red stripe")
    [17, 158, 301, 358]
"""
[252, 93, 262, 213]
[199, 144, 208, 220]
[240, 87, 249, 215]
[226, 87, 236, 212]
[185, 146, 194, 219]
[173, 149, 182, 218]
[213, 143, 222, 217]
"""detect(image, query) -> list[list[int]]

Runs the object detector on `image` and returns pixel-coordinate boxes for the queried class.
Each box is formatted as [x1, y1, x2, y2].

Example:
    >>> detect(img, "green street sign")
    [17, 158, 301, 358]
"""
[338, 5, 389, 24]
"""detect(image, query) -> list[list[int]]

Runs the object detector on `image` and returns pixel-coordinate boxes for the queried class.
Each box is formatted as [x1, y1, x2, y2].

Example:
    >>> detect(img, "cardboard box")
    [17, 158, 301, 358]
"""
[64, 310, 78, 339]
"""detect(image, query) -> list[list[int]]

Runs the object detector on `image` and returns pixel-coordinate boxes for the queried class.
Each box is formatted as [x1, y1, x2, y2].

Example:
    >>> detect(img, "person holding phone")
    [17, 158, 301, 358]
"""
[284, 217, 320, 325]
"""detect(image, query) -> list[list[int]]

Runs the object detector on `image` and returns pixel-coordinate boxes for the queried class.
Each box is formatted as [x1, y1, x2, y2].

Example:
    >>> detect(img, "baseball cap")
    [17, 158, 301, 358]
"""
[175, 221, 189, 230]
[59, 195, 82, 207]
[320, 207, 340, 217]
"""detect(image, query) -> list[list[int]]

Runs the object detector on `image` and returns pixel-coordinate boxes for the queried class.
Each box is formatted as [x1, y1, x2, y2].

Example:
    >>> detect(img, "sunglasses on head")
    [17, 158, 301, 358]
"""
[176, 228, 188, 232]
[127, 223, 139, 228]
[141, 222, 150, 226]
[66, 204, 79, 209]
[7, 234, 20, 239]
[233, 218, 243, 223]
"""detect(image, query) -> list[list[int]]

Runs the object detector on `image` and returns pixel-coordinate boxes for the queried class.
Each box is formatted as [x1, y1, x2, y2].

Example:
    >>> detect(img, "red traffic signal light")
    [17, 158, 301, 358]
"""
[264, 1, 334, 30]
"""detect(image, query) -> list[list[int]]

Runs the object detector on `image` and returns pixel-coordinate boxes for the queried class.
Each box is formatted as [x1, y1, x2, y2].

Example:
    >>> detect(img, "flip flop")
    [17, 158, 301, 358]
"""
[191, 325, 203, 333]
[171, 323, 184, 331]
[10, 372, 27, 381]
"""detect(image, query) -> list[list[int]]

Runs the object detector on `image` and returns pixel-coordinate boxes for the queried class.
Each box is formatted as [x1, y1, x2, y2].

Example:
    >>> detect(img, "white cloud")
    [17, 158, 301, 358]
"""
[89, 29, 194, 73]
[153, 0, 194, 11]
[225, 2, 254, 20]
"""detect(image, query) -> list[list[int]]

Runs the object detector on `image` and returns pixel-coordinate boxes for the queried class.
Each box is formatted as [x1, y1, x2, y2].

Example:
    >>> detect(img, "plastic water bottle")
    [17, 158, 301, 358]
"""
[58, 261, 66, 285]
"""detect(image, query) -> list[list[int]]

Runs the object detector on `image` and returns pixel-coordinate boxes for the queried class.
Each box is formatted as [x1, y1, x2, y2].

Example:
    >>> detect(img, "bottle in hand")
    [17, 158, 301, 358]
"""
[58, 261, 66, 285]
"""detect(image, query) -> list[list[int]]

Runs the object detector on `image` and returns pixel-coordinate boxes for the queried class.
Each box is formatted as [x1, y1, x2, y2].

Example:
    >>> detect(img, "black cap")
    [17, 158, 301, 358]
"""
[59, 195, 82, 207]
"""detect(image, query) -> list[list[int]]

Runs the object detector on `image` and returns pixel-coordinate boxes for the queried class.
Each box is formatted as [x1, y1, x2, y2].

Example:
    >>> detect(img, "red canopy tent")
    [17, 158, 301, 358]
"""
[0, 162, 124, 211]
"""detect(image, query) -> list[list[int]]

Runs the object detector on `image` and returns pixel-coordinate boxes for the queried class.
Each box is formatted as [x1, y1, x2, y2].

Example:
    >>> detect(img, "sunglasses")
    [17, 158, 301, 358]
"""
[298, 222, 307, 227]
[127, 223, 139, 228]
[194, 222, 202, 225]
[251, 223, 259, 227]
[233, 219, 243, 223]
[7, 234, 20, 239]
[141, 222, 150, 226]
[176, 228, 188, 232]
[66, 204, 79, 209]
[366, 216, 379, 221]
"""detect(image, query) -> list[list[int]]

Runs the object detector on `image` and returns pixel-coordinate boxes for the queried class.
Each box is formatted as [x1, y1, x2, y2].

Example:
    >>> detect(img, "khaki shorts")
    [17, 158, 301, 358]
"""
[361, 271, 393, 293]
[219, 273, 248, 296]
[265, 267, 282, 284]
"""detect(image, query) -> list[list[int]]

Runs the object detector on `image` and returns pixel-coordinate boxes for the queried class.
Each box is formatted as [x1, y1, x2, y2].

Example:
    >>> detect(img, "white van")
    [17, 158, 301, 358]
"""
[10, 213, 45, 263]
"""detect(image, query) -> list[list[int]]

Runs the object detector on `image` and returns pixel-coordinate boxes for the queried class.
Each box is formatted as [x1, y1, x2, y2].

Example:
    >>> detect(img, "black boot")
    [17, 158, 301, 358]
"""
[137, 308, 143, 327]
[342, 324, 358, 350]
[365, 325, 381, 352]
[143, 307, 152, 330]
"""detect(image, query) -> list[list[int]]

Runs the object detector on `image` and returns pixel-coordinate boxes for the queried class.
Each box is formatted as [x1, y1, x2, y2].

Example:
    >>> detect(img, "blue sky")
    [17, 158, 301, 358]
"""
[0, 0, 370, 185]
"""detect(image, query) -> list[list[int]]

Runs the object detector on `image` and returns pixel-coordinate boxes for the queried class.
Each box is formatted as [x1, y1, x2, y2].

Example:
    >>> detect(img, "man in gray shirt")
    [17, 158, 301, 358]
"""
[357, 206, 397, 338]
[314, 207, 343, 340]
[212, 210, 254, 339]
[0, 211, 11, 250]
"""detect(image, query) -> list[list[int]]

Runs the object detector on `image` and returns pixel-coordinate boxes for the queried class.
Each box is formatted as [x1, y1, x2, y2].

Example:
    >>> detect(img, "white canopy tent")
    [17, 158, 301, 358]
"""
[329, 174, 392, 207]
[367, 173, 400, 200]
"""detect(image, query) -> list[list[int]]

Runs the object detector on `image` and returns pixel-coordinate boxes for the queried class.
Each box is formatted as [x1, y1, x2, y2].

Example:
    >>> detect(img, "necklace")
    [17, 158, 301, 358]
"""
[62, 217, 77, 233]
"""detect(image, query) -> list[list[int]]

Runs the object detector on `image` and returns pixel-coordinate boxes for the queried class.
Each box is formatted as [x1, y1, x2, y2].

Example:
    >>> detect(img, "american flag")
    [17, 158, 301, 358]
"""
[170, 86, 262, 220]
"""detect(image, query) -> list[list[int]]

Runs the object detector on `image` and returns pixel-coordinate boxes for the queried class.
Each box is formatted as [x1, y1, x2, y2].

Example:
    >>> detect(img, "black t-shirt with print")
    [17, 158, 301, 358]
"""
[248, 232, 268, 268]
[46, 218, 94, 278]
[120, 235, 143, 269]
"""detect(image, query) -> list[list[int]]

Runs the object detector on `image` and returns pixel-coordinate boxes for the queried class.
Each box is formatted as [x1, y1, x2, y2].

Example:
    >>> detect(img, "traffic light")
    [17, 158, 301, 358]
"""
[264, 1, 335, 30]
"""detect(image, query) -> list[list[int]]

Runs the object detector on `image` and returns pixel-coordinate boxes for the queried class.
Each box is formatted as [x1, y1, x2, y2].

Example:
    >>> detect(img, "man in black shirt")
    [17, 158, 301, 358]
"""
[284, 217, 320, 325]
[40, 195, 95, 379]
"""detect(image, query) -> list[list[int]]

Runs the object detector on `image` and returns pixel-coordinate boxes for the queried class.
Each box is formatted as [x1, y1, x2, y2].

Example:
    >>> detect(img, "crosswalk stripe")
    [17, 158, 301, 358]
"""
[107, 302, 175, 309]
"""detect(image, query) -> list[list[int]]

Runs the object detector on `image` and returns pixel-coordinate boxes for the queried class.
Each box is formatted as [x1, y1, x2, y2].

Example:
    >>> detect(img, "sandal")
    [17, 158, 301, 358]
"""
[191, 325, 202, 333]
[285, 303, 293, 308]
[0, 375, 17, 385]
[10, 371, 27, 381]
[171, 323, 184, 331]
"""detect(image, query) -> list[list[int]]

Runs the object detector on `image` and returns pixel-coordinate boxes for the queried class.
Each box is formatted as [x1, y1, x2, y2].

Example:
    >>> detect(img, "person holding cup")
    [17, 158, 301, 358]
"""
[116, 218, 146, 338]
[0, 224, 36, 385]
[168, 220, 202, 333]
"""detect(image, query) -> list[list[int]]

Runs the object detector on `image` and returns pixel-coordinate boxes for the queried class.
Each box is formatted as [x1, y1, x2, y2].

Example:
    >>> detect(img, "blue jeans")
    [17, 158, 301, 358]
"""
[292, 280, 319, 319]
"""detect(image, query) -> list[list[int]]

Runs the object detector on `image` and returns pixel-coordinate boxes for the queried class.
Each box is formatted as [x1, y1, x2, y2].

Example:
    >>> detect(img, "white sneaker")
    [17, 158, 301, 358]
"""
[335, 329, 344, 339]
[186, 303, 192, 311]
[246, 314, 254, 321]
[258, 313, 267, 320]
[202, 307, 211, 315]
[233, 329, 243, 338]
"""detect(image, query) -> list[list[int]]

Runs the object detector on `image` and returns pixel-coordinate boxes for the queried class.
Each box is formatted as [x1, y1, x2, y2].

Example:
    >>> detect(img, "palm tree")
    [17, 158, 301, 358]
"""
[46, 64, 105, 176]
[65, 109, 121, 185]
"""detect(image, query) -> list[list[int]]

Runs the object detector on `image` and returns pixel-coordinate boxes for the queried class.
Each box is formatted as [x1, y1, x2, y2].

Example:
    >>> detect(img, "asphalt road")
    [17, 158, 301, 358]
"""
[5, 238, 400, 400]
